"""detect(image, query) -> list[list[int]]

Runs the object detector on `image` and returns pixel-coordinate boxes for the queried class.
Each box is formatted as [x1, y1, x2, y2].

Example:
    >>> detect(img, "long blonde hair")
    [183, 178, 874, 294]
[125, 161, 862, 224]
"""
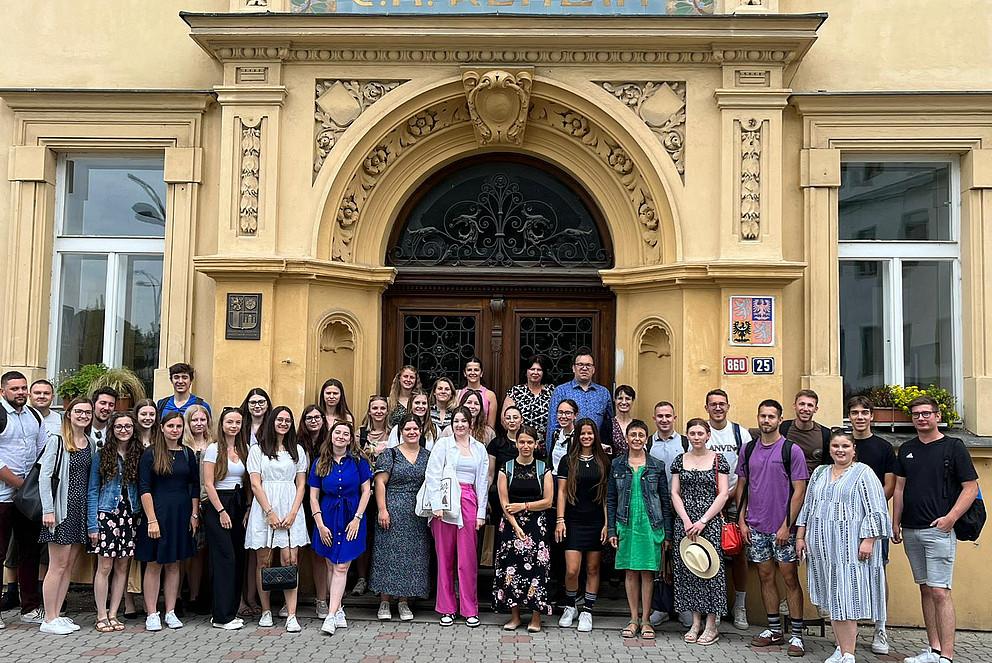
[387, 365, 422, 414]
[183, 404, 215, 449]
[60, 397, 92, 453]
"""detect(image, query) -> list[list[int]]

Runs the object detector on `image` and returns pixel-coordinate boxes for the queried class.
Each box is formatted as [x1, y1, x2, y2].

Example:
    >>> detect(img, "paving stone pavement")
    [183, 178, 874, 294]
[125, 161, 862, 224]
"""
[2, 606, 991, 663]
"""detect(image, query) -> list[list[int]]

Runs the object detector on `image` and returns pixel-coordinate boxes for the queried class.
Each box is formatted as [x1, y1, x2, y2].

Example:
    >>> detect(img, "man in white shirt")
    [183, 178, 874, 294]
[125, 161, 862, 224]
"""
[28, 380, 62, 440]
[704, 388, 752, 630]
[90, 387, 118, 449]
[646, 400, 690, 628]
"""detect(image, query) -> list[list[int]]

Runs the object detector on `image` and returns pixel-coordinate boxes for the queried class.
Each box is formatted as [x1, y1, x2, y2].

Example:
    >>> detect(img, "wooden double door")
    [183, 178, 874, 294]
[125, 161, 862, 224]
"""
[382, 291, 615, 399]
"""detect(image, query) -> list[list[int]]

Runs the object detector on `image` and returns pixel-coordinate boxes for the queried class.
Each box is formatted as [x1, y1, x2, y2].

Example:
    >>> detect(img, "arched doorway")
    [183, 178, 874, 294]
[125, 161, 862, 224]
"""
[382, 155, 616, 397]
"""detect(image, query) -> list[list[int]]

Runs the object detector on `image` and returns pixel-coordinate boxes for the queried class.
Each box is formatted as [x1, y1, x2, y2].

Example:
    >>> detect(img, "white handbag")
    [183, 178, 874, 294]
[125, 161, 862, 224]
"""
[415, 477, 452, 518]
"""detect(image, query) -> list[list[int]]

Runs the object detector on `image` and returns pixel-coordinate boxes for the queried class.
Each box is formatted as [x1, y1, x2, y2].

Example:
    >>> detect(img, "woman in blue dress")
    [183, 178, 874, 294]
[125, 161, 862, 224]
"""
[309, 421, 372, 635]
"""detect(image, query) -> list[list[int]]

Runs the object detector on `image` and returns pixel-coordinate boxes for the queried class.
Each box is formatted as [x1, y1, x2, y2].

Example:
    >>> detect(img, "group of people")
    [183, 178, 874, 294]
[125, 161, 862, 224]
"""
[0, 350, 980, 663]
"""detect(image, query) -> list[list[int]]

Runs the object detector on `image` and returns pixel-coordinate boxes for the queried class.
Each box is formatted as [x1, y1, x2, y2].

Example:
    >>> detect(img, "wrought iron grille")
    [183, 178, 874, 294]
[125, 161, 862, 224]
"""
[388, 161, 610, 269]
[403, 314, 477, 388]
[519, 315, 595, 386]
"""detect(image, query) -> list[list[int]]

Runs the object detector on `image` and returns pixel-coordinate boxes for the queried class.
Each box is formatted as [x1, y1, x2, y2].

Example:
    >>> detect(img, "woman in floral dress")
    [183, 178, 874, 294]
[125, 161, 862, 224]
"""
[493, 426, 554, 632]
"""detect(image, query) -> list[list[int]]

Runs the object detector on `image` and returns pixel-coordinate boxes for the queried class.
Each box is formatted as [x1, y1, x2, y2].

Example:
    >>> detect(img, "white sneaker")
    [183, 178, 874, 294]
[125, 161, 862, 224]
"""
[278, 605, 289, 618]
[904, 648, 940, 663]
[258, 610, 274, 627]
[377, 601, 392, 621]
[398, 601, 414, 621]
[825, 646, 843, 663]
[351, 577, 367, 596]
[145, 612, 162, 631]
[285, 615, 301, 633]
[20, 608, 45, 624]
[213, 619, 243, 630]
[840, 654, 856, 663]
[163, 611, 183, 629]
[649, 609, 669, 626]
[334, 608, 348, 628]
[39, 619, 74, 635]
[56, 616, 81, 631]
[558, 606, 577, 628]
[872, 627, 890, 655]
[576, 611, 593, 632]
[678, 610, 693, 628]
[733, 602, 749, 630]
[320, 615, 336, 635]
[315, 600, 329, 619]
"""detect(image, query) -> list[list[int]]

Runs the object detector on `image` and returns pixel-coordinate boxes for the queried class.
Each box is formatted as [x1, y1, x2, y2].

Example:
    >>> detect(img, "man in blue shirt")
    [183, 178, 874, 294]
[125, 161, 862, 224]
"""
[545, 349, 612, 455]
[157, 362, 211, 420]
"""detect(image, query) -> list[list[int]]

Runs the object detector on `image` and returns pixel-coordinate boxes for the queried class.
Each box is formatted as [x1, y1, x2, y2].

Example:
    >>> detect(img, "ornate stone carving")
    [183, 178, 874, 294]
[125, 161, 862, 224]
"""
[639, 324, 672, 359]
[529, 99, 661, 252]
[333, 100, 472, 261]
[461, 69, 533, 146]
[238, 117, 262, 236]
[313, 79, 404, 181]
[319, 319, 356, 353]
[739, 118, 762, 240]
[599, 81, 685, 180]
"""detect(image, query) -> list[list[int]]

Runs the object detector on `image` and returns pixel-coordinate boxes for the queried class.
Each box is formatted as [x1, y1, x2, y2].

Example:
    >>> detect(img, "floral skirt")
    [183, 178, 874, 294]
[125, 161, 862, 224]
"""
[96, 502, 139, 558]
[492, 511, 551, 614]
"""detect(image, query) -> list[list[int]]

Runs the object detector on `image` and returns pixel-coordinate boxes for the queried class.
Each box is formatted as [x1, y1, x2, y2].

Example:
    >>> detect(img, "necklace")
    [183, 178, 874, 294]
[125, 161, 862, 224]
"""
[579, 453, 594, 468]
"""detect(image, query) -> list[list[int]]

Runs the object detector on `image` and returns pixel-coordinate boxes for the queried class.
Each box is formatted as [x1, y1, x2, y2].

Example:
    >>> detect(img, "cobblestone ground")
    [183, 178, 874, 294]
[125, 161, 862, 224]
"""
[3, 604, 992, 663]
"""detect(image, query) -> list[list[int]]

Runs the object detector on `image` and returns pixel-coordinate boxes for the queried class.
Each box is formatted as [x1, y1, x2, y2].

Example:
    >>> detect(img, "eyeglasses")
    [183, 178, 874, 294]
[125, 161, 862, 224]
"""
[557, 410, 575, 417]
[830, 426, 853, 435]
[247, 400, 267, 407]
[304, 414, 324, 422]
[70, 409, 93, 416]
[573, 362, 594, 368]
[274, 418, 293, 425]
[113, 424, 134, 431]
[911, 411, 937, 419]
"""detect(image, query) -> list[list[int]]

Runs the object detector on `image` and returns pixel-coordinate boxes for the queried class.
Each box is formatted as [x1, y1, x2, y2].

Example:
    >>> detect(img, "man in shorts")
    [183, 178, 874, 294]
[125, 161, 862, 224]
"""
[737, 399, 809, 657]
[893, 396, 979, 663]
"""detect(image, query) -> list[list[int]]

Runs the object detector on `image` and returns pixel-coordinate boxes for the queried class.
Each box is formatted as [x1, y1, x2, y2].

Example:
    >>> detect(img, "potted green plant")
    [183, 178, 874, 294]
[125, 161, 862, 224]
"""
[857, 384, 960, 427]
[88, 366, 147, 411]
[56, 363, 110, 402]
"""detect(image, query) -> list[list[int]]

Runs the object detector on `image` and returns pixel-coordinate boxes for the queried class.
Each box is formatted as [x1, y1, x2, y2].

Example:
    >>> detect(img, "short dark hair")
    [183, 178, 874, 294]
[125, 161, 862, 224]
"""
[627, 418, 650, 437]
[573, 348, 594, 363]
[758, 399, 783, 416]
[169, 363, 194, 379]
[846, 395, 874, 414]
[614, 384, 636, 400]
[685, 418, 711, 434]
[557, 399, 579, 414]
[524, 355, 549, 382]
[653, 401, 675, 412]
[1, 371, 26, 387]
[908, 396, 940, 412]
[29, 379, 54, 391]
[91, 386, 120, 402]
[794, 389, 819, 403]
[705, 388, 729, 404]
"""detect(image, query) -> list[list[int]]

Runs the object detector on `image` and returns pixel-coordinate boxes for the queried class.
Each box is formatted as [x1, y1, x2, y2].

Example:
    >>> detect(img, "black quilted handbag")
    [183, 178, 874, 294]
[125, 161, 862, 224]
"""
[260, 527, 299, 592]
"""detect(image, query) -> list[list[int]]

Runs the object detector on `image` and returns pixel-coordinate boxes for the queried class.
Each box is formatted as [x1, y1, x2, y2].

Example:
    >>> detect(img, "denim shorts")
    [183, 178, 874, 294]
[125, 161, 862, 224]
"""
[747, 529, 798, 564]
[903, 526, 956, 589]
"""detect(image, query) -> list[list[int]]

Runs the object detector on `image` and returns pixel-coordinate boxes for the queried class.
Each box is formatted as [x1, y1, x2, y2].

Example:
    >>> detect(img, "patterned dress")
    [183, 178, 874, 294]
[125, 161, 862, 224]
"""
[672, 453, 729, 615]
[505, 384, 553, 440]
[797, 463, 891, 622]
[370, 446, 431, 598]
[96, 479, 138, 558]
[39, 446, 92, 546]
[492, 460, 552, 614]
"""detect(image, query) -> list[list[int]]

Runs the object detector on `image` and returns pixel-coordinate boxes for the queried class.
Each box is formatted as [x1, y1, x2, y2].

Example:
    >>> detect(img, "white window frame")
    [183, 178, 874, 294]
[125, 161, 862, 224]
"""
[838, 154, 963, 403]
[47, 153, 166, 381]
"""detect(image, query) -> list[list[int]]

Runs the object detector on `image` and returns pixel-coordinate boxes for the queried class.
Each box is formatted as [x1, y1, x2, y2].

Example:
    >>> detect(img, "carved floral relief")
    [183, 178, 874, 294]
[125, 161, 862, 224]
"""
[461, 69, 534, 146]
[739, 118, 762, 240]
[239, 117, 262, 236]
[599, 81, 686, 180]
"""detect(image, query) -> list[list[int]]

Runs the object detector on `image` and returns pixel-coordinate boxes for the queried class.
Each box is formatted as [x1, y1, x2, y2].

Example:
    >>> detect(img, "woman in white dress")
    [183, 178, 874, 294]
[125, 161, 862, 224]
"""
[796, 429, 891, 663]
[244, 406, 310, 632]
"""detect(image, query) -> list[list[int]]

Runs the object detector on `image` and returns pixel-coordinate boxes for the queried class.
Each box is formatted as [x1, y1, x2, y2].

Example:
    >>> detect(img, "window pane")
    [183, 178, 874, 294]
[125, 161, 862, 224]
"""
[839, 162, 951, 241]
[56, 255, 108, 380]
[840, 261, 886, 399]
[63, 156, 166, 237]
[902, 261, 954, 390]
[121, 256, 163, 397]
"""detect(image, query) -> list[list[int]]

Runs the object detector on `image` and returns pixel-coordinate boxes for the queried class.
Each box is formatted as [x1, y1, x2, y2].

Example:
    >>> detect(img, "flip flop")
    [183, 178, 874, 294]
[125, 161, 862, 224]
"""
[621, 620, 640, 638]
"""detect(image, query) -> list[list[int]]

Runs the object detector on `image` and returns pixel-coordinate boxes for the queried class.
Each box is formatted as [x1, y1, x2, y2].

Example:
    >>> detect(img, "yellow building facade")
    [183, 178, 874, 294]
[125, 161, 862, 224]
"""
[1, 0, 991, 628]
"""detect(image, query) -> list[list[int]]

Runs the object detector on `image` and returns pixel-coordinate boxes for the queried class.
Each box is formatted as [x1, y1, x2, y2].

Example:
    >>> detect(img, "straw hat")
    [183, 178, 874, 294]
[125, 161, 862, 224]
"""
[679, 537, 721, 580]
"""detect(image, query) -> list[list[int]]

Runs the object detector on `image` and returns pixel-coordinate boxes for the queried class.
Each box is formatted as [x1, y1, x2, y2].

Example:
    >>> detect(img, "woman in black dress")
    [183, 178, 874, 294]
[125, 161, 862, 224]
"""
[494, 425, 554, 632]
[136, 411, 199, 632]
[555, 418, 610, 633]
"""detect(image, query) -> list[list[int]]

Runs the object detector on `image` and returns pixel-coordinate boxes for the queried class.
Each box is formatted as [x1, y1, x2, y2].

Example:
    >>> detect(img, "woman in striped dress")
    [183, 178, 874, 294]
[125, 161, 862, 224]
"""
[796, 429, 891, 663]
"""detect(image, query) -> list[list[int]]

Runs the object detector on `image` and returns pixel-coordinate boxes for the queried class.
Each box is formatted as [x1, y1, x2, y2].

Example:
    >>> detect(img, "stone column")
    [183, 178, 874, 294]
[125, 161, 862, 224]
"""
[962, 148, 992, 434]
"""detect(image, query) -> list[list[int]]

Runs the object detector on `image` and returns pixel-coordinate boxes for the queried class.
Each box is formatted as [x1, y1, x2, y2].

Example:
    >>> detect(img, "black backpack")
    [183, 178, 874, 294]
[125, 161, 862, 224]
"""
[740, 437, 798, 525]
[779, 419, 830, 466]
[0, 404, 43, 434]
[681, 423, 743, 453]
[942, 441, 986, 541]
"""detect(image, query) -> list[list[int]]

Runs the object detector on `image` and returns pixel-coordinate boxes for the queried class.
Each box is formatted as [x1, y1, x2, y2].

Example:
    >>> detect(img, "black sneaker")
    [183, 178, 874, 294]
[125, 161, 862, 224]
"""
[0, 591, 20, 611]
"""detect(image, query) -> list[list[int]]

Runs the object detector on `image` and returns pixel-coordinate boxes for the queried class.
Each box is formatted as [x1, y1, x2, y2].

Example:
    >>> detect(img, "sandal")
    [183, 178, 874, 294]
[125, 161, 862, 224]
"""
[526, 623, 542, 633]
[683, 626, 700, 643]
[503, 621, 522, 631]
[108, 617, 126, 631]
[640, 624, 656, 640]
[95, 618, 116, 633]
[621, 620, 640, 638]
[238, 604, 260, 618]
[697, 627, 720, 646]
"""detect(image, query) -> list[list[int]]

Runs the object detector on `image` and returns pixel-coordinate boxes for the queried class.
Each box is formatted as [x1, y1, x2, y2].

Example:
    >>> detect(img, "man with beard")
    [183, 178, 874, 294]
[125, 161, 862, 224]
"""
[0, 372, 48, 627]
[737, 399, 809, 657]
[89, 387, 118, 449]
